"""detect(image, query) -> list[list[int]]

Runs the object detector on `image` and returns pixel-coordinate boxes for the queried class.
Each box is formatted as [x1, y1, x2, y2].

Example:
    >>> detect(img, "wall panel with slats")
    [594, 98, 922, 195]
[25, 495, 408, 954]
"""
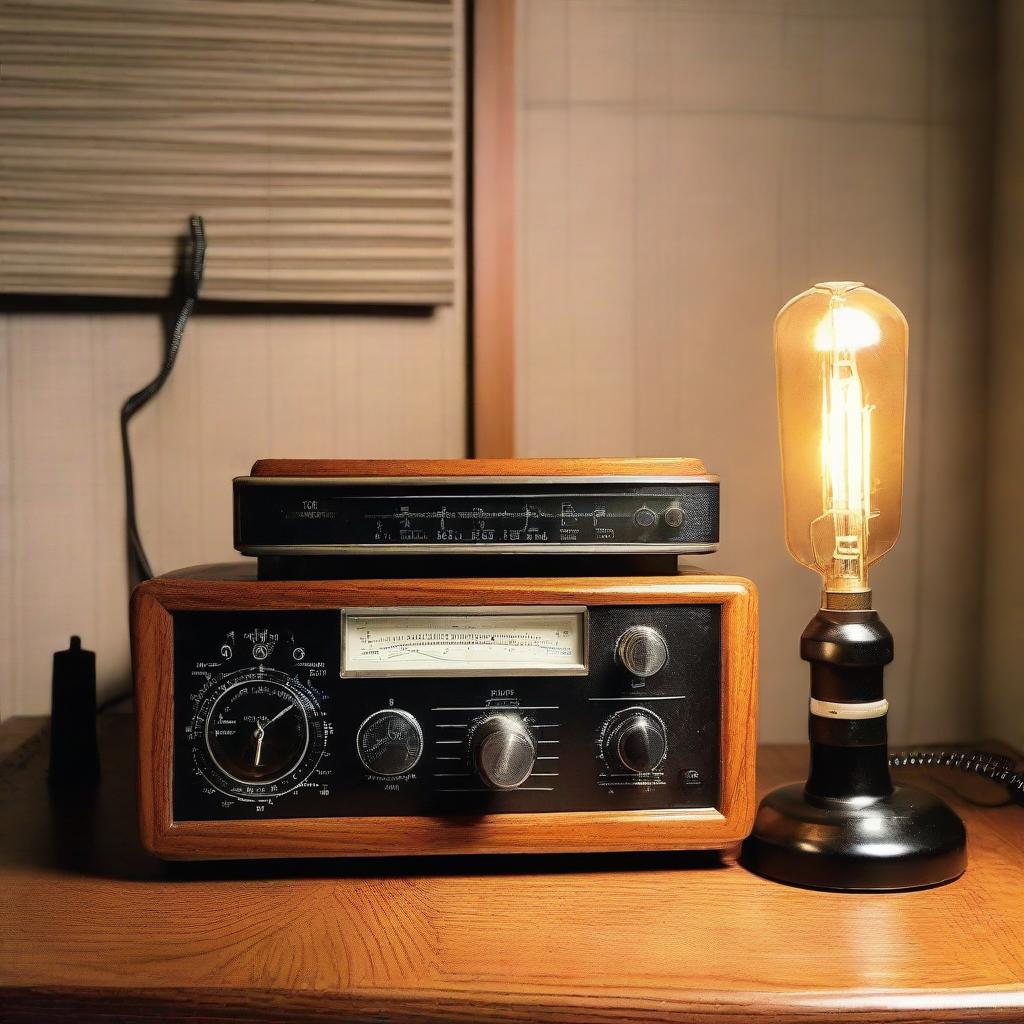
[1, 0, 456, 304]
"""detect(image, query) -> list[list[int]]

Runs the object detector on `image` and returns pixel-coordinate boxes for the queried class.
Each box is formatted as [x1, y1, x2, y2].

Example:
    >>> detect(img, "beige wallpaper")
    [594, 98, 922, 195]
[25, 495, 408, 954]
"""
[514, 0, 995, 743]
[982, 0, 1024, 752]
[0, 308, 466, 718]
[0, 0, 466, 718]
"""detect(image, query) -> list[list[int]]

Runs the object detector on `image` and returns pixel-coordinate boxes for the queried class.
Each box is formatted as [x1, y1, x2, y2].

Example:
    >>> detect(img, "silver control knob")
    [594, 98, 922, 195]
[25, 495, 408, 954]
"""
[356, 709, 424, 776]
[471, 713, 537, 790]
[663, 504, 685, 529]
[633, 506, 657, 528]
[603, 707, 668, 774]
[616, 625, 669, 677]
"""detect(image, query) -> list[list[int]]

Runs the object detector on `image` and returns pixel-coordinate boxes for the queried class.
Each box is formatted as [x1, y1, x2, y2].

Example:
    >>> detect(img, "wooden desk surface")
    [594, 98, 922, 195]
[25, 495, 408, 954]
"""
[2, 715, 1023, 1023]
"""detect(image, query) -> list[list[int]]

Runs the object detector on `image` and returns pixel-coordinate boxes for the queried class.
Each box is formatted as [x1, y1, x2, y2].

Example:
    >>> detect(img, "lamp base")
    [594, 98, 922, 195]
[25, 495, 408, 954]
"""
[742, 783, 967, 892]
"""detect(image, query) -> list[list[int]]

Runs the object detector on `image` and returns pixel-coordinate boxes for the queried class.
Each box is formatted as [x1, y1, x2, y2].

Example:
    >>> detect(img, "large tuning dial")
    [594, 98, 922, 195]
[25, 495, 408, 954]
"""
[616, 626, 669, 677]
[602, 707, 668, 775]
[471, 713, 537, 790]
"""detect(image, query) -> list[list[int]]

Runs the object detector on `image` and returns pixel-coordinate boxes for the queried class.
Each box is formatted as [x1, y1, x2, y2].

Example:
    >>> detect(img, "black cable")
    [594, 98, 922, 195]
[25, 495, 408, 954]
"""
[96, 217, 205, 716]
[890, 748, 1024, 806]
[120, 215, 206, 584]
[95, 690, 134, 716]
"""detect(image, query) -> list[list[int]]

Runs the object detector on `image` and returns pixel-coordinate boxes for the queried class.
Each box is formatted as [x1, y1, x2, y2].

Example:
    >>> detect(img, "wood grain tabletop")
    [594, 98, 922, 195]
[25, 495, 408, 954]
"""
[1, 714, 1022, 1023]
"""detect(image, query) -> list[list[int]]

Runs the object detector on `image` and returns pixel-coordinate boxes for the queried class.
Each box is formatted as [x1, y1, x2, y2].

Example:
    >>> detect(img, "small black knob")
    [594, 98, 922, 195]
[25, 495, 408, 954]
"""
[663, 504, 685, 529]
[471, 713, 537, 790]
[633, 506, 657, 528]
[603, 708, 667, 774]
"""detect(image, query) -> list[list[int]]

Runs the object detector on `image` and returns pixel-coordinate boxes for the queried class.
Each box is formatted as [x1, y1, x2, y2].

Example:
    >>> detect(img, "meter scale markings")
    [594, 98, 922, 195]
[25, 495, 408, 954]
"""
[365, 634, 573, 661]
[342, 612, 586, 676]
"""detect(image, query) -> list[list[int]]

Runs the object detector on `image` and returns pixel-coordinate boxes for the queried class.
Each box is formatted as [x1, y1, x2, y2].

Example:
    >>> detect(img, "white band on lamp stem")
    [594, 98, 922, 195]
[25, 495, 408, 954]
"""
[809, 697, 889, 720]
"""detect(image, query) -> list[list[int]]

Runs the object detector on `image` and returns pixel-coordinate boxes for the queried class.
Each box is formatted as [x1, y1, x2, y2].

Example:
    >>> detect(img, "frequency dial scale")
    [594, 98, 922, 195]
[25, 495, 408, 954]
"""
[188, 667, 329, 801]
[232, 458, 720, 556]
[204, 672, 309, 784]
[178, 618, 334, 806]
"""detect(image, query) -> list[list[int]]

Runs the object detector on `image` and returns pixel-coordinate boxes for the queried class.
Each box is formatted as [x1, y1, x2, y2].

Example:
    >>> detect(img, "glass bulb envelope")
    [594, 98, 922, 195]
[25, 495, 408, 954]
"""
[774, 282, 908, 600]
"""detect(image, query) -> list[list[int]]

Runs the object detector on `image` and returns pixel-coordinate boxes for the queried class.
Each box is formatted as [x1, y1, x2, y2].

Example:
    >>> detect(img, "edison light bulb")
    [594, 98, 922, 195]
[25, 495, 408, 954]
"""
[774, 282, 908, 607]
[747, 282, 965, 892]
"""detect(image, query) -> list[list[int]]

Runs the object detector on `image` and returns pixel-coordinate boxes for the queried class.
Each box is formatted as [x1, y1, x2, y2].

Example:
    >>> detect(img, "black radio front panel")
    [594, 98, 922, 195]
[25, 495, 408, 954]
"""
[172, 606, 722, 822]
[233, 481, 720, 553]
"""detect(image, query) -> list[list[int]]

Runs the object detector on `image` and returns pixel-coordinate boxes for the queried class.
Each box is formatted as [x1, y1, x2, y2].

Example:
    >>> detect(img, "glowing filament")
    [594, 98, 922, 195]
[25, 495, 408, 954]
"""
[814, 302, 876, 590]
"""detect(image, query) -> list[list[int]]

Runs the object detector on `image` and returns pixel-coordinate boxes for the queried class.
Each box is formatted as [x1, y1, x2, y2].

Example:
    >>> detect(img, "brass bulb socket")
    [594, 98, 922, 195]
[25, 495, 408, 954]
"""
[822, 590, 873, 611]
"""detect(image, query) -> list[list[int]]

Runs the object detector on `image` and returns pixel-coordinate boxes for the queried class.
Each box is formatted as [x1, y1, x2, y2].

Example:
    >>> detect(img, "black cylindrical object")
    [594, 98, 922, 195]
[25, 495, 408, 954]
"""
[743, 608, 967, 892]
[803, 609, 893, 800]
[49, 635, 100, 787]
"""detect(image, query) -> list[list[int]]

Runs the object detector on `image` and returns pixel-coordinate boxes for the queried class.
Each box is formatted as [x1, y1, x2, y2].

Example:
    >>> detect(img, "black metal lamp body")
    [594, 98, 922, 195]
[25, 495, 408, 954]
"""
[743, 607, 966, 891]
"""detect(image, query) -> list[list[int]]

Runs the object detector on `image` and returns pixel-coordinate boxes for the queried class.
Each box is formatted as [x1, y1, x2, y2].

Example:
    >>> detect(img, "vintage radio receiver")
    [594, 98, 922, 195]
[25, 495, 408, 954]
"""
[233, 458, 720, 558]
[132, 565, 757, 859]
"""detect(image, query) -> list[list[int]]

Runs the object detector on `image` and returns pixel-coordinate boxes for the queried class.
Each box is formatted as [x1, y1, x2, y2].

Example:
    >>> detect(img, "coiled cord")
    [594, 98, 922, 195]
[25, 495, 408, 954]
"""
[890, 749, 1024, 806]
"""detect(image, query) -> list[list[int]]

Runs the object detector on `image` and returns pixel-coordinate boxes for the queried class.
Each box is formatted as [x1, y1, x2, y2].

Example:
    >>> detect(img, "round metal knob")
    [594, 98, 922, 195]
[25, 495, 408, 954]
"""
[471, 713, 537, 790]
[633, 506, 657, 528]
[616, 625, 669, 677]
[603, 708, 668, 774]
[356, 709, 424, 776]
[663, 504, 685, 529]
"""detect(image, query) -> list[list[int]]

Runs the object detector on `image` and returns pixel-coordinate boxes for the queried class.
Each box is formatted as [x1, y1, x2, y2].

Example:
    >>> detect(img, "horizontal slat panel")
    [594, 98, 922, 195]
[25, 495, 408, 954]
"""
[0, 0, 456, 304]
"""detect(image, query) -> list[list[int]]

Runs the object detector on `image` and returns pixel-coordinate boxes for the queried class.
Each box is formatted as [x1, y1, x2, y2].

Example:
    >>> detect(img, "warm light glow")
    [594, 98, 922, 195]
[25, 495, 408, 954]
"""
[814, 297, 875, 592]
[774, 283, 907, 604]
[813, 306, 881, 351]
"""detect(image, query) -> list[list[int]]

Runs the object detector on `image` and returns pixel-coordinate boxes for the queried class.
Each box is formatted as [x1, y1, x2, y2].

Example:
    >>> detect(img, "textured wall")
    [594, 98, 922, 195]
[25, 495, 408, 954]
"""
[515, 0, 995, 742]
[982, 0, 1024, 751]
[0, 308, 466, 718]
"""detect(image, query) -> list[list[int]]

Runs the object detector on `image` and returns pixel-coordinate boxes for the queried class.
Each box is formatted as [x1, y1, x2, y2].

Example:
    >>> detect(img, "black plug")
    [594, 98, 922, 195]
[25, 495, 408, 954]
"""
[49, 636, 100, 788]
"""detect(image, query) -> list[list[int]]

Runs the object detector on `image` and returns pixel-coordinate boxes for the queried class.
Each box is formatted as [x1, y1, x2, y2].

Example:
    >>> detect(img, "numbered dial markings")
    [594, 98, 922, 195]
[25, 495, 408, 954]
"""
[190, 668, 328, 801]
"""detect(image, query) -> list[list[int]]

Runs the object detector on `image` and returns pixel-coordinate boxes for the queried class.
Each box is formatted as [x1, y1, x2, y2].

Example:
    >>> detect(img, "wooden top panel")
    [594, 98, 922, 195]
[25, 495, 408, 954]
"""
[248, 457, 709, 478]
[153, 561, 741, 591]
[3, 715, 1024, 1023]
